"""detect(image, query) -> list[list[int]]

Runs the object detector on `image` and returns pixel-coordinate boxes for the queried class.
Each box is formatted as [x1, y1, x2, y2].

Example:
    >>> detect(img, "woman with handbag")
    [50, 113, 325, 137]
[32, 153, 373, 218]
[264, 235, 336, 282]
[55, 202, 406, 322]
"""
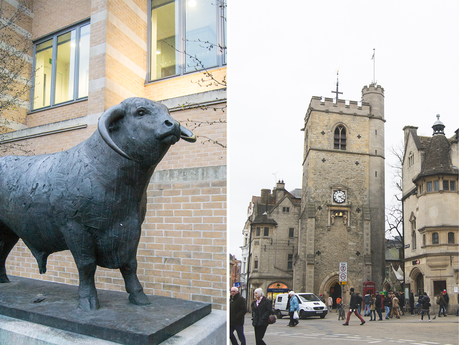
[288, 291, 300, 327]
[252, 288, 272, 345]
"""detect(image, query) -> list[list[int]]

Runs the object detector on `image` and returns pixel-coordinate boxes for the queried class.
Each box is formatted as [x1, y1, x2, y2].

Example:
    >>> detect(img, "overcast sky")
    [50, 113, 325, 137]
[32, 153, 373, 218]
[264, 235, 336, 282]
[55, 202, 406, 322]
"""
[227, 1, 459, 259]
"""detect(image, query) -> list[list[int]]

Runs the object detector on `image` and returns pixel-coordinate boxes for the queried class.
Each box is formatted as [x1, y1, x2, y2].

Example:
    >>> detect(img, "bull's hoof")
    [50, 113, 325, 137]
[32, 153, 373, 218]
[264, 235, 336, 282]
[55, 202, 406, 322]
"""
[129, 292, 151, 305]
[0, 274, 10, 283]
[78, 296, 100, 311]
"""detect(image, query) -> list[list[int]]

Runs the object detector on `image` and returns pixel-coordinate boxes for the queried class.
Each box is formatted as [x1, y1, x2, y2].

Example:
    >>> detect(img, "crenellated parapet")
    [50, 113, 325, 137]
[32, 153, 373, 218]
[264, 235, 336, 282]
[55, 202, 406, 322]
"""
[305, 96, 371, 122]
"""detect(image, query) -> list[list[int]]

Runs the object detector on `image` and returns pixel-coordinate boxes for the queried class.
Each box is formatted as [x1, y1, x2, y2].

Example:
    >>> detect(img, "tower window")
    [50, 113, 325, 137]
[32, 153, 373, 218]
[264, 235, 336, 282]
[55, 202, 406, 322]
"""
[432, 232, 439, 244]
[433, 180, 439, 191]
[289, 228, 294, 238]
[334, 125, 346, 150]
[287, 254, 293, 270]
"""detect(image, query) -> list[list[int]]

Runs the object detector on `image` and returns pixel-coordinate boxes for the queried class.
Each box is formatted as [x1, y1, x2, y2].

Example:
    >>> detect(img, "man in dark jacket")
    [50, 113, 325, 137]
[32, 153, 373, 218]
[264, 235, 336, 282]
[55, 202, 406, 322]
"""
[438, 290, 449, 317]
[343, 288, 366, 326]
[230, 287, 247, 345]
[375, 291, 383, 320]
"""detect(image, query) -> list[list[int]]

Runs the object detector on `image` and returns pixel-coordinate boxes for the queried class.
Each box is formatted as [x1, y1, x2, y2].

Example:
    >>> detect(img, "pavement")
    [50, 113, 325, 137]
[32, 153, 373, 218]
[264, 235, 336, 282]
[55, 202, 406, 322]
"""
[239, 311, 459, 345]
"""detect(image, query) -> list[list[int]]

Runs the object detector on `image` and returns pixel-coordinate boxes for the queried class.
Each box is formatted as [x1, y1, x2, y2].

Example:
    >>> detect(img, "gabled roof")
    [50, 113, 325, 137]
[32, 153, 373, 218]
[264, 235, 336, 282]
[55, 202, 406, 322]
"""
[252, 212, 278, 225]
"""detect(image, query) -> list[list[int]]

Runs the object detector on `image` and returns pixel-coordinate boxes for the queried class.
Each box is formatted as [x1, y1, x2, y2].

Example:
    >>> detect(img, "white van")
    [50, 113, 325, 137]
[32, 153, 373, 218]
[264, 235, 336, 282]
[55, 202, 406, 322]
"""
[274, 293, 328, 319]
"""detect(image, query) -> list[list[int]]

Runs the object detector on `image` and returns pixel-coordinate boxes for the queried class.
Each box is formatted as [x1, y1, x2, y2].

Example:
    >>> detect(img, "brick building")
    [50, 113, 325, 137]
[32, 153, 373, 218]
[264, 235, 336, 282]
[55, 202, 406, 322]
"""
[0, 0, 226, 310]
[402, 116, 458, 314]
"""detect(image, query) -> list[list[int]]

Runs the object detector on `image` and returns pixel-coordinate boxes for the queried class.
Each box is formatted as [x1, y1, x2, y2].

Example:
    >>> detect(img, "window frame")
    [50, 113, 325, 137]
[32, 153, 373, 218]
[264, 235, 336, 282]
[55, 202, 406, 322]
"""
[334, 124, 347, 150]
[448, 232, 455, 244]
[30, 20, 90, 112]
[147, 0, 227, 82]
[263, 226, 269, 237]
[432, 232, 439, 245]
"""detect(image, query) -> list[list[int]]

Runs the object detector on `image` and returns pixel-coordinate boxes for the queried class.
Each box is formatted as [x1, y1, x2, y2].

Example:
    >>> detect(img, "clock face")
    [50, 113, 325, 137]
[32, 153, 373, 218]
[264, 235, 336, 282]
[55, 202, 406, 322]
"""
[333, 190, 346, 203]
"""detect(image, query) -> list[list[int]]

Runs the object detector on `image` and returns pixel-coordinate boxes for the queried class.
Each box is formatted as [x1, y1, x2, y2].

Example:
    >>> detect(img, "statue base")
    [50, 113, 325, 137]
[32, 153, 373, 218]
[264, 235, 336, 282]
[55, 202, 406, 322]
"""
[0, 276, 213, 345]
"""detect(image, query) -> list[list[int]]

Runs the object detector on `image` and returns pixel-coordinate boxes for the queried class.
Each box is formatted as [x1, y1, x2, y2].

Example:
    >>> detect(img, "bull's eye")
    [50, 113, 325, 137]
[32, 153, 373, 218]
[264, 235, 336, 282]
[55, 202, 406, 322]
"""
[137, 109, 145, 116]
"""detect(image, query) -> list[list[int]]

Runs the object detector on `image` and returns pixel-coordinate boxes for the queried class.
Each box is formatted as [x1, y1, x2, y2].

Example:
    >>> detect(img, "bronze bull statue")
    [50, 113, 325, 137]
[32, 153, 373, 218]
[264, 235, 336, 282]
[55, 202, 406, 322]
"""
[0, 97, 195, 310]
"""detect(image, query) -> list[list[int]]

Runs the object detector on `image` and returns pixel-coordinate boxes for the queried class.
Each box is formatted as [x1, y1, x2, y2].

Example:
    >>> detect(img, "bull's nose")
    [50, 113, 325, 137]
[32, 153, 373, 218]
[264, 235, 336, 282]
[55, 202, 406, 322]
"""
[164, 119, 174, 127]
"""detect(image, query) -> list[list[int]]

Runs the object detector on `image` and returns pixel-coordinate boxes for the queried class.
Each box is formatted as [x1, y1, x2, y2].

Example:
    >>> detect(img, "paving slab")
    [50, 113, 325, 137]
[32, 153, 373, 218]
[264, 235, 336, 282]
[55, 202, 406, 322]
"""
[0, 276, 211, 345]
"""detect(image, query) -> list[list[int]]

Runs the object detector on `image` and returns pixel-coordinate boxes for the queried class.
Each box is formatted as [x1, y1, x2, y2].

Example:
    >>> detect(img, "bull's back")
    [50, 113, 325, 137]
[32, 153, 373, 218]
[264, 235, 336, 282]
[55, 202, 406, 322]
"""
[0, 153, 72, 251]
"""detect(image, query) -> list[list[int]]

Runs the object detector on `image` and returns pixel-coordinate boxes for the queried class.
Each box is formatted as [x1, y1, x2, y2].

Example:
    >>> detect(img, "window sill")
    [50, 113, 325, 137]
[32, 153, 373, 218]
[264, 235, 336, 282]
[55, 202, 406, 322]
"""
[28, 98, 88, 115]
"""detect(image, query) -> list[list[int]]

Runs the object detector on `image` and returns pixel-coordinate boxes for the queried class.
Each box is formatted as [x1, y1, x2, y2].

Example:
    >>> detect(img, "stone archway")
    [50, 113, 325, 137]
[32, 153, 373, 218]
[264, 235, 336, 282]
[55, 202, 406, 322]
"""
[319, 272, 349, 307]
[409, 267, 424, 295]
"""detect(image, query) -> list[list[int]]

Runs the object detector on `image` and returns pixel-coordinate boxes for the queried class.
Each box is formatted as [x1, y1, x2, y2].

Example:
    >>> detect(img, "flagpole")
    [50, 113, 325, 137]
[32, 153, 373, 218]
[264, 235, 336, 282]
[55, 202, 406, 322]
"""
[372, 48, 376, 85]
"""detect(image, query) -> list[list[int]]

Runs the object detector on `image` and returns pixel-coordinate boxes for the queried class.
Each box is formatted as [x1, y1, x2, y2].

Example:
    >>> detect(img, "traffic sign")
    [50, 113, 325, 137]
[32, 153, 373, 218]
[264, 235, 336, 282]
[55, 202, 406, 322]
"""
[234, 282, 241, 287]
[339, 262, 347, 282]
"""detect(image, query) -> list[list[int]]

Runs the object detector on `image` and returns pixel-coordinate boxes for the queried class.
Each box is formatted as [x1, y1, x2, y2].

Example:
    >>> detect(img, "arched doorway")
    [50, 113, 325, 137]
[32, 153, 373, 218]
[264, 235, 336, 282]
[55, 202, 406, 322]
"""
[409, 267, 424, 296]
[329, 282, 341, 308]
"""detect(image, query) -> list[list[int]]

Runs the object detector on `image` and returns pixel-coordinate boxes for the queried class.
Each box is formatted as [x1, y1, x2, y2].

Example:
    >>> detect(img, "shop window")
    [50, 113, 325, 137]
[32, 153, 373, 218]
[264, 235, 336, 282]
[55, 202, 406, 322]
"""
[432, 232, 439, 244]
[150, 0, 226, 81]
[32, 21, 90, 110]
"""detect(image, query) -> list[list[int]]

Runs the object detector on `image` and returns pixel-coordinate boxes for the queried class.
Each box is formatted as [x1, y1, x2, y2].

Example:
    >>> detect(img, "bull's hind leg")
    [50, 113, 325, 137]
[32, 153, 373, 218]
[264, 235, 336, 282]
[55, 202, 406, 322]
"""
[120, 259, 151, 305]
[0, 224, 19, 283]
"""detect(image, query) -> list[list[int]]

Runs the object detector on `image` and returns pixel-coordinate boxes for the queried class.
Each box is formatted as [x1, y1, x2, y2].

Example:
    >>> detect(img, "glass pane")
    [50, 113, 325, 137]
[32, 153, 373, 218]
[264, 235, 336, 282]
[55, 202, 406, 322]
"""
[55, 30, 76, 104]
[186, 0, 217, 72]
[33, 39, 53, 109]
[78, 24, 90, 98]
[151, 0, 178, 80]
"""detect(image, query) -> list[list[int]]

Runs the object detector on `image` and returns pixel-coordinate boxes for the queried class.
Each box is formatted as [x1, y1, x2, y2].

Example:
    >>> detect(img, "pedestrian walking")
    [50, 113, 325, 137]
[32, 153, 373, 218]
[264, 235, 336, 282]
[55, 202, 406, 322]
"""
[287, 291, 299, 327]
[230, 287, 247, 345]
[251, 288, 272, 345]
[456, 293, 459, 316]
[343, 288, 366, 326]
[391, 293, 400, 319]
[438, 290, 449, 317]
[409, 289, 415, 315]
[399, 292, 405, 315]
[375, 291, 383, 321]
[363, 292, 371, 316]
[369, 294, 376, 321]
[420, 292, 431, 322]
[384, 293, 391, 319]
[327, 295, 333, 312]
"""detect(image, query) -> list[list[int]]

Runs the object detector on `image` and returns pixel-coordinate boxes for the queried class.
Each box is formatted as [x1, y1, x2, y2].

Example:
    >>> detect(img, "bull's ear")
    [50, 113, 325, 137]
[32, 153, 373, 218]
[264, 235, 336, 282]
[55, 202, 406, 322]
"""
[98, 104, 133, 160]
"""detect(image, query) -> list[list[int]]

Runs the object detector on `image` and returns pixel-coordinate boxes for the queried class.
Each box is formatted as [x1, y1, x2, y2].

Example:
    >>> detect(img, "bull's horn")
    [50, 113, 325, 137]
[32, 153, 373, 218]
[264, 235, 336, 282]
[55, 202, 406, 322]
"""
[98, 105, 133, 160]
[180, 125, 196, 143]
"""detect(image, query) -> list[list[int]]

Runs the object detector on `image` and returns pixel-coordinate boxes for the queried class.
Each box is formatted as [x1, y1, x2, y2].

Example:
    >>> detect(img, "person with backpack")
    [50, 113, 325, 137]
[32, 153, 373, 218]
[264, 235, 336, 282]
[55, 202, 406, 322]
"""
[420, 292, 431, 322]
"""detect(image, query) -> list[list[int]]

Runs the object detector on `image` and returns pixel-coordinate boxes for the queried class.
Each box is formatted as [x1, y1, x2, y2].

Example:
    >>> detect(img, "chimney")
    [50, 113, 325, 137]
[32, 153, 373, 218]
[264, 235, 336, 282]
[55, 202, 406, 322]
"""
[260, 189, 270, 205]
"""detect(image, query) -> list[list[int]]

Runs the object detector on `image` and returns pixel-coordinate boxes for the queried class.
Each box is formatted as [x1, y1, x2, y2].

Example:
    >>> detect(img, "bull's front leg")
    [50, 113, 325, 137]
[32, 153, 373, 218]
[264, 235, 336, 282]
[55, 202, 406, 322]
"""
[120, 258, 151, 305]
[63, 224, 99, 310]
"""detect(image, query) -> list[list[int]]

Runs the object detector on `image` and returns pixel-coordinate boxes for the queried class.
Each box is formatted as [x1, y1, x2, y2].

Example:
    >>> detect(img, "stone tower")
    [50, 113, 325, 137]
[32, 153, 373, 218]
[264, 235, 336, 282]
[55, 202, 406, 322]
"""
[294, 84, 385, 300]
